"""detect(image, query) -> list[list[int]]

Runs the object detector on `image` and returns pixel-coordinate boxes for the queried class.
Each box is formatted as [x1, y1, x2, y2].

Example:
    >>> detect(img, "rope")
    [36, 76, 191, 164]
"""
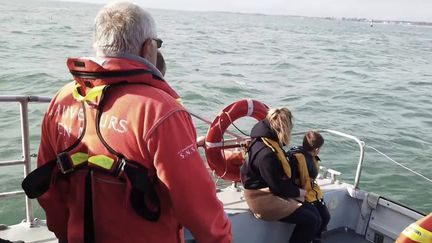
[214, 111, 249, 183]
[367, 145, 432, 183]
[224, 111, 249, 137]
[188, 110, 243, 139]
[215, 117, 228, 184]
[189, 111, 212, 125]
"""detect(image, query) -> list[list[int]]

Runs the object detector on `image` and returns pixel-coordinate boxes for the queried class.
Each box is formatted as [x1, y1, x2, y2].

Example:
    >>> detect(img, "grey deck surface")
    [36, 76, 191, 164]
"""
[323, 228, 369, 243]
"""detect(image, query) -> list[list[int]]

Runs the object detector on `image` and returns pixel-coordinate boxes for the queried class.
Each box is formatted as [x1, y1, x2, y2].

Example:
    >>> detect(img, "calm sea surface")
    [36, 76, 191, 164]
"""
[1, 0, 431, 225]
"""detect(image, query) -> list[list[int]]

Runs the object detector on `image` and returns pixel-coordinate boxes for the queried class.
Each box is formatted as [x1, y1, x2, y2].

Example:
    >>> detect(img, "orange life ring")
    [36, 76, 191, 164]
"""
[204, 99, 268, 181]
[396, 213, 432, 243]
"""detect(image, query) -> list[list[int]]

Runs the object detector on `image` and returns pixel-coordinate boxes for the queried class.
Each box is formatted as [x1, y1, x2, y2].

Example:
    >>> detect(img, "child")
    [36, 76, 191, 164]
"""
[288, 131, 331, 243]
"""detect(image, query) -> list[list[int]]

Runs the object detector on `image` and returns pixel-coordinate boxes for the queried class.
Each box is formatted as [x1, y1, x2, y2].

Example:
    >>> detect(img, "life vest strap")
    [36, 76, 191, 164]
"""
[84, 171, 95, 243]
[23, 151, 119, 199]
[289, 151, 323, 202]
[22, 152, 160, 221]
[261, 137, 291, 178]
[22, 81, 161, 222]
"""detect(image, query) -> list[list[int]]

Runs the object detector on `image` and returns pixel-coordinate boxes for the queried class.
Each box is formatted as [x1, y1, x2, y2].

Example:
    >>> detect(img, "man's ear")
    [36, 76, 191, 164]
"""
[140, 38, 151, 58]
[140, 38, 157, 65]
[156, 51, 166, 76]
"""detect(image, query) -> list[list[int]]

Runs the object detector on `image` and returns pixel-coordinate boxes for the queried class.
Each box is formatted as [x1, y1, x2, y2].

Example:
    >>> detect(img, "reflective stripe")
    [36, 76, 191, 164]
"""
[205, 141, 226, 148]
[88, 155, 115, 170]
[69, 152, 116, 171]
[246, 99, 253, 116]
[71, 152, 89, 166]
[402, 223, 432, 243]
[72, 84, 106, 102]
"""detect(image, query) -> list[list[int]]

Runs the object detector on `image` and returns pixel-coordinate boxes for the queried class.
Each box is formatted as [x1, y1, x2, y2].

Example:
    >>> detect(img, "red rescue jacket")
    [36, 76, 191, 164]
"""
[36, 56, 232, 243]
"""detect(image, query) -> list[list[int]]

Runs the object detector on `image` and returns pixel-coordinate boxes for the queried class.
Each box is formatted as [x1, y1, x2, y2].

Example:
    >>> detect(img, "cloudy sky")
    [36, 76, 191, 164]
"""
[75, 0, 432, 22]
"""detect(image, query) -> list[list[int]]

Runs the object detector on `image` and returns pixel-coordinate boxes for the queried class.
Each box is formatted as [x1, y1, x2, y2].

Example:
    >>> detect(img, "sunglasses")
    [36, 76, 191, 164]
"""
[153, 38, 163, 49]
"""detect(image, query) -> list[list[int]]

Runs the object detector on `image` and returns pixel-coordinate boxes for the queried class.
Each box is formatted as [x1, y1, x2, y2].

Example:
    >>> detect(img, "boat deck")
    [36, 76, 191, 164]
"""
[208, 180, 373, 243]
[0, 220, 56, 243]
[0, 221, 373, 243]
[2, 180, 368, 243]
[323, 228, 369, 243]
[1, 178, 417, 243]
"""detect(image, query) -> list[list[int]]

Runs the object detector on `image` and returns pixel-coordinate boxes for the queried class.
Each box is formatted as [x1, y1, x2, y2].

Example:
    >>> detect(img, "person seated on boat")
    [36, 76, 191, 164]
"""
[24, 1, 231, 243]
[240, 107, 321, 243]
[287, 131, 331, 243]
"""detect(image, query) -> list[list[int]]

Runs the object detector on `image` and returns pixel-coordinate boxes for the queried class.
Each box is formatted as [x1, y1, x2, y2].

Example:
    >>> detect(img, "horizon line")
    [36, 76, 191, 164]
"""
[56, 0, 432, 25]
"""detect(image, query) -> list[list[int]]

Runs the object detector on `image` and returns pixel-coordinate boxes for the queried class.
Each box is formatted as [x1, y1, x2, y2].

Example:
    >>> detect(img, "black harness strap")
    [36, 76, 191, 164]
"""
[22, 102, 87, 198]
[22, 82, 161, 243]
[22, 160, 56, 199]
[245, 138, 268, 179]
[124, 162, 160, 222]
[84, 171, 95, 243]
[95, 83, 161, 222]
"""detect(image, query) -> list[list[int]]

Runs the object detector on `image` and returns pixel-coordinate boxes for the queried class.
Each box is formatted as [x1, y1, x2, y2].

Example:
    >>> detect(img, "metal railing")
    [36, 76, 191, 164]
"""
[294, 129, 366, 189]
[0, 95, 51, 226]
[0, 95, 368, 227]
[207, 128, 367, 189]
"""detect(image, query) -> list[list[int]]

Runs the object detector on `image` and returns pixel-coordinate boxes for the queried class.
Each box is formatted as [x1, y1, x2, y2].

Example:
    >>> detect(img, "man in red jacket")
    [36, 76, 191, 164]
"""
[35, 1, 231, 242]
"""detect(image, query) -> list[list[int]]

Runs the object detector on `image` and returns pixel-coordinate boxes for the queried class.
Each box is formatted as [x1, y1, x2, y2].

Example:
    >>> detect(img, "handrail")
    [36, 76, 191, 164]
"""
[205, 128, 366, 189]
[2, 95, 428, 228]
[0, 95, 51, 226]
[0, 95, 51, 103]
[292, 129, 366, 189]
[0, 95, 368, 226]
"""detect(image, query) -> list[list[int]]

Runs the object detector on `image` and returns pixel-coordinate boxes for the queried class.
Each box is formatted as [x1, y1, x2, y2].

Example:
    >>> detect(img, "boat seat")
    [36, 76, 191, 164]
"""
[185, 187, 295, 242]
[184, 212, 295, 243]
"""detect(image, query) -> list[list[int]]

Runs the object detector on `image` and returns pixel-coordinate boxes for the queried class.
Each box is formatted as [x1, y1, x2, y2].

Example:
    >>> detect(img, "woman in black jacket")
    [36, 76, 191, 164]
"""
[241, 107, 321, 243]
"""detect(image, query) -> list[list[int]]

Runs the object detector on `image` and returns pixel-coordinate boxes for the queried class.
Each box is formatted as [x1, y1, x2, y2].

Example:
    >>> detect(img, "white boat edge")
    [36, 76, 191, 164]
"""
[0, 95, 427, 243]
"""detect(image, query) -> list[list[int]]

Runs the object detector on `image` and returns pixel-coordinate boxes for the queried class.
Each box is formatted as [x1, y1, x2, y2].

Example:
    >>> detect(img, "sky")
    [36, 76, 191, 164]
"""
[73, 0, 432, 22]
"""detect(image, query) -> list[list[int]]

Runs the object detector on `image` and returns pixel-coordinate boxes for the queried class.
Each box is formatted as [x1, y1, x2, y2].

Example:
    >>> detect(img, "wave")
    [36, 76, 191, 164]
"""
[408, 81, 432, 86]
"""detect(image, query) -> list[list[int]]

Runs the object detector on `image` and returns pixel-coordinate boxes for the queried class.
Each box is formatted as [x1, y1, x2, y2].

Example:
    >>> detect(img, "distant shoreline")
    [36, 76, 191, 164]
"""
[179, 8, 432, 27]
[319, 16, 432, 27]
[56, 0, 432, 26]
[226, 11, 432, 27]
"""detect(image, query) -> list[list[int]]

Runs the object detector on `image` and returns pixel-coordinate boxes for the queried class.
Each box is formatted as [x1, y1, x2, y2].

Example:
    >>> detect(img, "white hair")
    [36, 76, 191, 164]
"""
[93, 1, 157, 56]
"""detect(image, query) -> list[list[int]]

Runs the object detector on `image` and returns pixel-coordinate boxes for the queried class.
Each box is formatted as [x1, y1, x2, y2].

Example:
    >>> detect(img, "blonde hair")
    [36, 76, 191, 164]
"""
[266, 107, 293, 146]
[93, 1, 157, 56]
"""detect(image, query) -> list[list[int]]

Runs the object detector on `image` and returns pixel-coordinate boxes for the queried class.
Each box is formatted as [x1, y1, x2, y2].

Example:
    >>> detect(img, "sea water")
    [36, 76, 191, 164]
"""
[0, 0, 431, 225]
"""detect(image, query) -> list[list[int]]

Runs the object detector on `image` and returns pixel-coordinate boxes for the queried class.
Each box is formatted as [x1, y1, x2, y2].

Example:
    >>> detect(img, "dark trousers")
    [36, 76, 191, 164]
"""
[279, 201, 321, 243]
[312, 200, 331, 239]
